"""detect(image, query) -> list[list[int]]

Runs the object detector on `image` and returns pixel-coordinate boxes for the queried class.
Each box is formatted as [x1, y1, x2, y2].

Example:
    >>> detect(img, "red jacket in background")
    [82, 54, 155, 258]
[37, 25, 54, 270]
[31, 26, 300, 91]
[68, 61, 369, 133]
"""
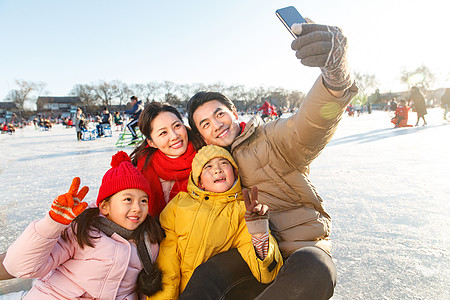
[395, 104, 409, 119]
[391, 104, 411, 127]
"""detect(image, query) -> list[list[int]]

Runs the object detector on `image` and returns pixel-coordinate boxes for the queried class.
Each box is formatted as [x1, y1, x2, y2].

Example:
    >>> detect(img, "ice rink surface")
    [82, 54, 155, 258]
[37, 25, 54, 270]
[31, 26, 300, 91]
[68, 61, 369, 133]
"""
[0, 108, 449, 299]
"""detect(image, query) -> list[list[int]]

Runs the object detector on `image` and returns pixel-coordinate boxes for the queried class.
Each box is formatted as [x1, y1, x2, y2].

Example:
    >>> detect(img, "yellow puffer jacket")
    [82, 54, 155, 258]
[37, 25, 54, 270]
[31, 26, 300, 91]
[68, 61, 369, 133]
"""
[231, 77, 358, 257]
[150, 174, 283, 299]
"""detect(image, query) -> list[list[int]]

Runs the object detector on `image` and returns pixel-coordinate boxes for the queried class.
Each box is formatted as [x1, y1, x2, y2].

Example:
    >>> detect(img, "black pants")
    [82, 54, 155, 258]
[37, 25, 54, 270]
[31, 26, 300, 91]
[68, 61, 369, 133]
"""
[180, 247, 336, 300]
[127, 118, 139, 139]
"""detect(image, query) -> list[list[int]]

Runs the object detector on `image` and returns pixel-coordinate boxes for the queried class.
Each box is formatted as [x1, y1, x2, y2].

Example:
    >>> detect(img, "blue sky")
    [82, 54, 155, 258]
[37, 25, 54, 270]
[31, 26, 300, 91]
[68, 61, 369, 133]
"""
[1, 0, 448, 101]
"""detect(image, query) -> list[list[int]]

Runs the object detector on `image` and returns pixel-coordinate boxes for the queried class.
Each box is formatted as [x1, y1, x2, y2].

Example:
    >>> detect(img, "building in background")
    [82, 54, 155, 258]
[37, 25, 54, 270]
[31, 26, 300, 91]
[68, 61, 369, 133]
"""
[0, 102, 19, 124]
[36, 96, 82, 119]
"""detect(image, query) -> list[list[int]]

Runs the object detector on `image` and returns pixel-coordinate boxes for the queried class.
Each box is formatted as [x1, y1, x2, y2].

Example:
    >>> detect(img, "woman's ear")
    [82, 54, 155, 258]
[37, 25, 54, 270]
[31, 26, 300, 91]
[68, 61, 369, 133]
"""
[147, 138, 156, 148]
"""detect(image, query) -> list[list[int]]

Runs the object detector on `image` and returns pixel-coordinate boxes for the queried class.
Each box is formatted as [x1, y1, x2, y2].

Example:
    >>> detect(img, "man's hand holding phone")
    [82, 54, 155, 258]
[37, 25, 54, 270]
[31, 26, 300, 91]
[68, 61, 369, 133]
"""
[276, 7, 353, 92]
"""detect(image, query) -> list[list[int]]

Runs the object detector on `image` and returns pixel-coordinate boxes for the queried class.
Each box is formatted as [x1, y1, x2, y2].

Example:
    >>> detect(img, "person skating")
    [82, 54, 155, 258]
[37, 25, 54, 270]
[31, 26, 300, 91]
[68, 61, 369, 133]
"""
[410, 86, 427, 126]
[96, 107, 112, 137]
[441, 88, 450, 120]
[391, 99, 411, 127]
[125, 96, 144, 143]
[74, 107, 86, 140]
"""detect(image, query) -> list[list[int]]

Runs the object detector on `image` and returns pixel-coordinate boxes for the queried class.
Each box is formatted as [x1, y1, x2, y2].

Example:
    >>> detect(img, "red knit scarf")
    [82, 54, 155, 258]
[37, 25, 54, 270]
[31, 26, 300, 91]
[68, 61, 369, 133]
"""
[137, 142, 196, 217]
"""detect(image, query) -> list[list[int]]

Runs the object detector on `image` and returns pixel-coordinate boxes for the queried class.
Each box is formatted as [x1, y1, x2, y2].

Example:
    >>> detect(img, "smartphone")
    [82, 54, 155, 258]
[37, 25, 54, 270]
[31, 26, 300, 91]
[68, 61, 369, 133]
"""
[275, 6, 306, 38]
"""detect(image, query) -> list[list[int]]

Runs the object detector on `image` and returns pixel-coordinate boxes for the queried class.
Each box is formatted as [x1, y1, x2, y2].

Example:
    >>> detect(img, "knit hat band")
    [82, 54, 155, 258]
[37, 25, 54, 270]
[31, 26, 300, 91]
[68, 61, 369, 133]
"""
[97, 151, 152, 206]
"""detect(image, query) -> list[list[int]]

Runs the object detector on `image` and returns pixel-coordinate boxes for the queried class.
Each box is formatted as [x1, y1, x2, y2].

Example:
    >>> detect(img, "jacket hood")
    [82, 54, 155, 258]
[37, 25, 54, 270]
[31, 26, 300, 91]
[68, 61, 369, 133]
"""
[187, 174, 242, 204]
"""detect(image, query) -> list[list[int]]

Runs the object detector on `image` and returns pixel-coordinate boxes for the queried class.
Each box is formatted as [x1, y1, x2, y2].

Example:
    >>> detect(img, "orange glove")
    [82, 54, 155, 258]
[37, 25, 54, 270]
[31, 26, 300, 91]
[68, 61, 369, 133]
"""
[49, 177, 89, 225]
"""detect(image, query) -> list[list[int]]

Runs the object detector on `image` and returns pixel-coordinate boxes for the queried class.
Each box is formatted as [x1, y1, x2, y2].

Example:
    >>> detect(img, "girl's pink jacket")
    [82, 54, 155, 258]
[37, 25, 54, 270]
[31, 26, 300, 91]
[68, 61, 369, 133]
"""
[4, 214, 157, 299]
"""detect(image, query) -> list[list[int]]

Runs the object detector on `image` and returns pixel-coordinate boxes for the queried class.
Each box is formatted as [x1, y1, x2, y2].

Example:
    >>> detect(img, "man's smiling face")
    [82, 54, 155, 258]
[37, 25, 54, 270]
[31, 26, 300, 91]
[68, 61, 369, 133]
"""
[192, 100, 241, 147]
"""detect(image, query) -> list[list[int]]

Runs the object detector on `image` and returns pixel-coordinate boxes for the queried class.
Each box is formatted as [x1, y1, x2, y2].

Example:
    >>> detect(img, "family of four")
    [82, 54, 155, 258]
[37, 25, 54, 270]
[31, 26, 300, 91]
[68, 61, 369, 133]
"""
[0, 20, 357, 299]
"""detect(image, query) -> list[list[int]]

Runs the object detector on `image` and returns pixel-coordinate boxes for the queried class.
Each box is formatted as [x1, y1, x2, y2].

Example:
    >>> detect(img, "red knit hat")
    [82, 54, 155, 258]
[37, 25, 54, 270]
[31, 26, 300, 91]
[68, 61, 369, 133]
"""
[97, 151, 152, 206]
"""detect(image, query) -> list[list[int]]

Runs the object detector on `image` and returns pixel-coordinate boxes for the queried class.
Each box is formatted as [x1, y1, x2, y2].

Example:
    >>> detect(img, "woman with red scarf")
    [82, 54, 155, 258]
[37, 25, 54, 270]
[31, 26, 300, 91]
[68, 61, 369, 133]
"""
[130, 102, 205, 217]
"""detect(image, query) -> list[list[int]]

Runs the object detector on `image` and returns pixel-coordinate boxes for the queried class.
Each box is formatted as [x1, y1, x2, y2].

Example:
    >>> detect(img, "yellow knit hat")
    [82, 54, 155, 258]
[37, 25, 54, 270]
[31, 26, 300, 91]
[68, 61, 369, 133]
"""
[191, 145, 238, 186]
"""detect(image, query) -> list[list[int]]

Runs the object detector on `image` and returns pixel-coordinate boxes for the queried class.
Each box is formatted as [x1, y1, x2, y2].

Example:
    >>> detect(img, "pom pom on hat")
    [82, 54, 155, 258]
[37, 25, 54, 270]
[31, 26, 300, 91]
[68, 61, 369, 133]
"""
[97, 151, 152, 206]
[111, 151, 131, 168]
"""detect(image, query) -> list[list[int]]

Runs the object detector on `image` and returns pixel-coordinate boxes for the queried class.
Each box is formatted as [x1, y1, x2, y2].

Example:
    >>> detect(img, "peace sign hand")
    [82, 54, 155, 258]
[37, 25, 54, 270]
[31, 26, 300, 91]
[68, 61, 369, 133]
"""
[49, 177, 89, 225]
[243, 187, 269, 235]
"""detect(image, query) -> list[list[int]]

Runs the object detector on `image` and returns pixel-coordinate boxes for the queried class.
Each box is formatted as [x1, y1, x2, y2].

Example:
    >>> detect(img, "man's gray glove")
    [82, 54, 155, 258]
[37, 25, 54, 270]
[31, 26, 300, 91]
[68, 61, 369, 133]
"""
[291, 23, 353, 91]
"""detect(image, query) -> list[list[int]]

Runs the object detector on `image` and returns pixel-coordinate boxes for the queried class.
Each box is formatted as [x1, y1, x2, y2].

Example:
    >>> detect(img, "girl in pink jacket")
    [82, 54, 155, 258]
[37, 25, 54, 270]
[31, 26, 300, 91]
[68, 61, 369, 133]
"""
[3, 151, 164, 299]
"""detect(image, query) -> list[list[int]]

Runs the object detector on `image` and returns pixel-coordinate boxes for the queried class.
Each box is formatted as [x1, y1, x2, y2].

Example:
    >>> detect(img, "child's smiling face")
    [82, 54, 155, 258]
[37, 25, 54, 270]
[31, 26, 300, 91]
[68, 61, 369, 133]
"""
[99, 188, 149, 230]
[199, 157, 236, 193]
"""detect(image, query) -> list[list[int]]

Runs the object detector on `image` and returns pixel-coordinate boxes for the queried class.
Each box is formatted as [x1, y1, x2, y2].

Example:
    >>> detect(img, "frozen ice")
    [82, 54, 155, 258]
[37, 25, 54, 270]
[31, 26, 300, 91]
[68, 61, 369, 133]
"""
[0, 108, 449, 299]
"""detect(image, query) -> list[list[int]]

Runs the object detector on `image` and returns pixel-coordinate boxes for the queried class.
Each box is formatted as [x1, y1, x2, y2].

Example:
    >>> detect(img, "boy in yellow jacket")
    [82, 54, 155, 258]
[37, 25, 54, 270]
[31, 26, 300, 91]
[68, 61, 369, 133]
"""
[150, 145, 283, 299]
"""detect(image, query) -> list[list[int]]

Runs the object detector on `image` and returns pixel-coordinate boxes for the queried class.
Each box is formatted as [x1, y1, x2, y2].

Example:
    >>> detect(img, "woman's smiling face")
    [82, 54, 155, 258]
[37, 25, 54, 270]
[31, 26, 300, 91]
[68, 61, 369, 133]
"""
[147, 111, 189, 158]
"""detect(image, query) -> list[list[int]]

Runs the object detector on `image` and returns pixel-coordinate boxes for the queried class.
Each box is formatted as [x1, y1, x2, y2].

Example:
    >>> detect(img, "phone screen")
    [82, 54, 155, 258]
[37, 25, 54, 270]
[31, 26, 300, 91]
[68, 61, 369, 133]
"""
[275, 6, 306, 38]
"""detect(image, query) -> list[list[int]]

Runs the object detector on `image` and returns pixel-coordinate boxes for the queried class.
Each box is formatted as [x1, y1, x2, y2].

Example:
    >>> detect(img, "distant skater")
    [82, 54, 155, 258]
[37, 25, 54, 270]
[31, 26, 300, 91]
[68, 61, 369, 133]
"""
[391, 99, 412, 128]
[114, 111, 124, 131]
[125, 96, 144, 142]
[441, 88, 450, 120]
[75, 107, 86, 140]
[410, 87, 427, 126]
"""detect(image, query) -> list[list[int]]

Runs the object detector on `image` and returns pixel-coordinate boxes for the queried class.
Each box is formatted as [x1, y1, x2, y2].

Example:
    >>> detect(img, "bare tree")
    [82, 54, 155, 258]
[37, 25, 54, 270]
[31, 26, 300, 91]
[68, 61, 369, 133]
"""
[239, 88, 262, 111]
[35, 81, 47, 96]
[6, 76, 322, 115]
[114, 80, 133, 106]
[354, 72, 378, 103]
[94, 81, 119, 107]
[400, 65, 435, 92]
[162, 81, 177, 103]
[5, 80, 38, 110]
[28, 81, 48, 110]
[286, 90, 305, 108]
[70, 84, 97, 109]
[253, 87, 272, 106]
[5, 90, 22, 107]
[265, 87, 289, 108]
[143, 81, 161, 103]
[224, 84, 246, 102]
[206, 81, 227, 93]
[177, 83, 205, 103]
[190, 83, 207, 94]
